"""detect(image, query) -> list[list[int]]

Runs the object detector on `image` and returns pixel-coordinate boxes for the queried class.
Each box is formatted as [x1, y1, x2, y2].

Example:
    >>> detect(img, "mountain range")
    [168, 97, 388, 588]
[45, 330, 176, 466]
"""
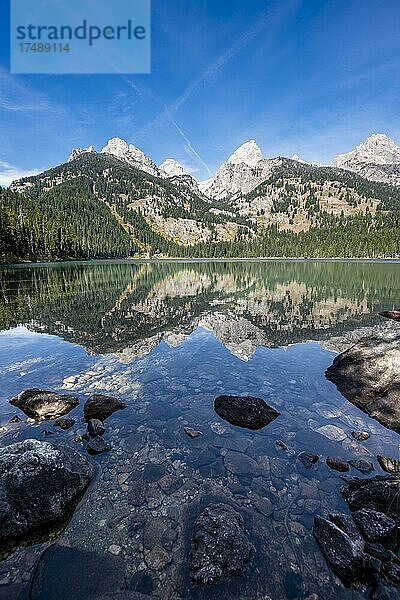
[1, 133, 400, 260]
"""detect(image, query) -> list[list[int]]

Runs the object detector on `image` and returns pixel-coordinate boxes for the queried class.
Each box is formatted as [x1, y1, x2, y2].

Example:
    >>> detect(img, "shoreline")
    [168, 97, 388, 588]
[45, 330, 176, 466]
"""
[1, 256, 400, 268]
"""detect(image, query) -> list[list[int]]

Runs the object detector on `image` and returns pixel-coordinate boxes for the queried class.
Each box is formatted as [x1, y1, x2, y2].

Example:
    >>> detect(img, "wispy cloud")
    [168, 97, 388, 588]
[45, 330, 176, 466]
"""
[0, 160, 41, 188]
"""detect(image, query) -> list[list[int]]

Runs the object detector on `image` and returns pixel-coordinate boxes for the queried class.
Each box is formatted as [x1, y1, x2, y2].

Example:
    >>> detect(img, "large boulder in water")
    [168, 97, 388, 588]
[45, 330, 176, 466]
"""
[189, 503, 254, 584]
[83, 394, 127, 421]
[325, 330, 400, 433]
[9, 388, 79, 420]
[0, 439, 92, 544]
[214, 395, 280, 430]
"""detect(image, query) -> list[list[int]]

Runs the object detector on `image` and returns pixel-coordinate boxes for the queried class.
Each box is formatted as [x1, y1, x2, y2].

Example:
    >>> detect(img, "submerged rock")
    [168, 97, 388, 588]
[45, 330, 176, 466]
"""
[351, 431, 370, 442]
[9, 389, 79, 420]
[87, 437, 110, 455]
[223, 450, 260, 476]
[377, 455, 400, 474]
[325, 330, 400, 433]
[214, 395, 280, 430]
[297, 451, 319, 468]
[54, 417, 75, 430]
[0, 439, 92, 544]
[184, 426, 202, 439]
[87, 418, 106, 438]
[189, 503, 254, 584]
[313, 514, 364, 583]
[326, 457, 349, 472]
[348, 459, 374, 474]
[84, 394, 126, 422]
[29, 545, 126, 600]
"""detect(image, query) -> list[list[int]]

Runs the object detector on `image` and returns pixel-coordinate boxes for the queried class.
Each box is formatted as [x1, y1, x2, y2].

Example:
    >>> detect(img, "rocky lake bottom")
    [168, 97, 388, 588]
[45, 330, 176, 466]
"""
[0, 260, 399, 599]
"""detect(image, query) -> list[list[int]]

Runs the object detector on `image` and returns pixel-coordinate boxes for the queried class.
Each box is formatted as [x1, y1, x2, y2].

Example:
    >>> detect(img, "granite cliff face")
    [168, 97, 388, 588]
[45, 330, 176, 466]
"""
[332, 134, 400, 186]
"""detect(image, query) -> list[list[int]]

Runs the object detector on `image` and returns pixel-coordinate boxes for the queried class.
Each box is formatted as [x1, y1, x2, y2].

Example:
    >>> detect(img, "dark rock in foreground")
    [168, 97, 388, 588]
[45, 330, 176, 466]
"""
[313, 513, 364, 583]
[297, 451, 319, 468]
[9, 388, 79, 420]
[379, 310, 400, 322]
[29, 545, 126, 600]
[84, 394, 127, 422]
[377, 455, 400, 474]
[214, 395, 280, 430]
[353, 508, 396, 543]
[189, 503, 254, 584]
[341, 476, 399, 521]
[325, 331, 400, 433]
[0, 439, 92, 544]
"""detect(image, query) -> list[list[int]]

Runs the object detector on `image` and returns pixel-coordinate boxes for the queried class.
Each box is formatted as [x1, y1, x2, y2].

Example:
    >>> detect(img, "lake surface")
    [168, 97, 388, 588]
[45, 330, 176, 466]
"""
[0, 260, 399, 599]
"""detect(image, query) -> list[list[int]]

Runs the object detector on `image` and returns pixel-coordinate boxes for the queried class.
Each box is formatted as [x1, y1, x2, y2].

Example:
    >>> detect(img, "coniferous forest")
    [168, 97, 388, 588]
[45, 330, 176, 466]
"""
[1, 152, 400, 261]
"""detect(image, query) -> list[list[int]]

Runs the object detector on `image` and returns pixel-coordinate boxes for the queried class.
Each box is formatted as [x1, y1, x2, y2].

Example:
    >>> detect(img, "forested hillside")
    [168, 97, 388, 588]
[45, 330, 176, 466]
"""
[2, 152, 400, 260]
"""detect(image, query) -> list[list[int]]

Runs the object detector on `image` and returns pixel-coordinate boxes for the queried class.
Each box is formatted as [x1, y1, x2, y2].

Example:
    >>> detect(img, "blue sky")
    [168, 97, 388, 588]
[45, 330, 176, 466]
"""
[1, 0, 400, 185]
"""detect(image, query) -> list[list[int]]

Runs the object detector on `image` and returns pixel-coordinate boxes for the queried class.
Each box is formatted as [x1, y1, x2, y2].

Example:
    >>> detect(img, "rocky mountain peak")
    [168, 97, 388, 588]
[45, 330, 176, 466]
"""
[332, 133, 400, 167]
[100, 137, 159, 176]
[227, 140, 263, 167]
[68, 146, 95, 162]
[159, 158, 187, 178]
[291, 154, 307, 164]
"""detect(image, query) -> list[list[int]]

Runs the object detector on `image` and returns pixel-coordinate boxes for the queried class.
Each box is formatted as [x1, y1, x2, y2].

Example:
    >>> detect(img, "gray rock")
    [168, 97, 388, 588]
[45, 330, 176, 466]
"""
[297, 451, 319, 468]
[184, 427, 202, 438]
[84, 394, 126, 421]
[157, 474, 182, 494]
[276, 440, 289, 452]
[53, 418, 75, 430]
[0, 439, 92, 543]
[142, 463, 166, 483]
[377, 455, 400, 474]
[313, 514, 364, 583]
[326, 456, 349, 472]
[325, 331, 400, 433]
[9, 389, 79, 420]
[372, 583, 400, 600]
[342, 476, 400, 521]
[348, 459, 374, 474]
[87, 437, 110, 455]
[189, 503, 254, 584]
[214, 395, 280, 430]
[352, 508, 397, 543]
[351, 431, 370, 441]
[223, 451, 260, 477]
[87, 418, 106, 438]
[29, 545, 126, 600]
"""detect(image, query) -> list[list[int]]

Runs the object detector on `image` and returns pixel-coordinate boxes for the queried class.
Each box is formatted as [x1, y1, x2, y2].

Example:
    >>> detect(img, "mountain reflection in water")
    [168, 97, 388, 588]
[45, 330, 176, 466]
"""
[0, 260, 398, 359]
